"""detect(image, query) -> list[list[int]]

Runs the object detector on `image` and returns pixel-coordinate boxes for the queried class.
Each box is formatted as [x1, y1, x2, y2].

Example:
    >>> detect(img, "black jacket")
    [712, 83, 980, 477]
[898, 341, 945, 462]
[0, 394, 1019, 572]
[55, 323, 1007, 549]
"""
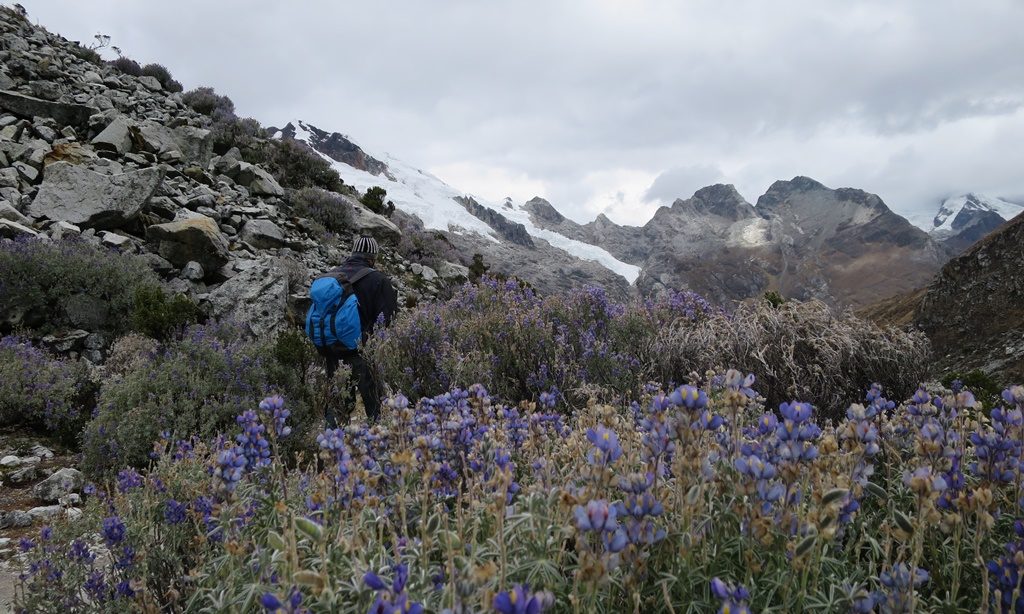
[326, 255, 398, 339]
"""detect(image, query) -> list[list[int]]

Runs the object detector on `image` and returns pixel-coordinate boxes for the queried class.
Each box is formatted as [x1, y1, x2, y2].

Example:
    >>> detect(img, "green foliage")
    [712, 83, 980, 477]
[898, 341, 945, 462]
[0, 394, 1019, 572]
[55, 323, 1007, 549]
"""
[265, 139, 345, 192]
[360, 186, 394, 217]
[290, 187, 354, 237]
[468, 253, 489, 283]
[942, 369, 1004, 410]
[0, 238, 162, 337]
[763, 290, 786, 308]
[81, 323, 316, 477]
[211, 115, 266, 158]
[0, 336, 94, 439]
[181, 86, 235, 117]
[130, 286, 203, 341]
[140, 62, 183, 92]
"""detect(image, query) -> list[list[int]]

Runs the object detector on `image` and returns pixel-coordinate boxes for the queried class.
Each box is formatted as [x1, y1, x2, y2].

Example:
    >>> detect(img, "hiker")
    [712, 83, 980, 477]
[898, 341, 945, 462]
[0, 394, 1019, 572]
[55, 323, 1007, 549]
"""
[306, 236, 398, 426]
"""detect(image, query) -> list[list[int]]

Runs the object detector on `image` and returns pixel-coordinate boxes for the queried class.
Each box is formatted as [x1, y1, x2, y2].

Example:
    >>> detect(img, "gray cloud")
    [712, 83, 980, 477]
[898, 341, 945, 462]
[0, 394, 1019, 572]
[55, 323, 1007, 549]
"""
[19, 0, 1024, 226]
[644, 165, 726, 203]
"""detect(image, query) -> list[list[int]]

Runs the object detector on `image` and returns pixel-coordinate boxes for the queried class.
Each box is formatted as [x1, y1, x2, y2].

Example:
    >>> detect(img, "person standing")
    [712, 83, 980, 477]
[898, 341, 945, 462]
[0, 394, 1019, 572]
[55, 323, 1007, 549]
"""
[312, 236, 397, 426]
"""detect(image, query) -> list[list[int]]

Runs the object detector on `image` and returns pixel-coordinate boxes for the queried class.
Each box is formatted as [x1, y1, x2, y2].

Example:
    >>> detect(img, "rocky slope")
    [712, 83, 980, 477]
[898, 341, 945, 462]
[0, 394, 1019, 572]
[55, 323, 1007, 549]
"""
[0, 7, 466, 352]
[917, 211, 1024, 382]
[925, 193, 1023, 254]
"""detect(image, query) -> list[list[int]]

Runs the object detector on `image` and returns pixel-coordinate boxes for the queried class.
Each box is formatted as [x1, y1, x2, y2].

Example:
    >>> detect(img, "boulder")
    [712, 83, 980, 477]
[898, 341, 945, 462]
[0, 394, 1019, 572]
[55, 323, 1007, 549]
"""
[27, 505, 62, 520]
[0, 455, 20, 467]
[349, 199, 402, 242]
[181, 261, 205, 281]
[0, 202, 28, 224]
[0, 218, 37, 238]
[100, 231, 132, 248]
[436, 261, 470, 281]
[208, 258, 289, 338]
[0, 167, 18, 188]
[33, 467, 84, 503]
[0, 90, 98, 129]
[0, 511, 32, 529]
[138, 75, 162, 91]
[146, 215, 230, 274]
[235, 162, 284, 197]
[420, 265, 438, 282]
[90, 115, 133, 154]
[43, 142, 98, 167]
[40, 329, 90, 352]
[174, 126, 213, 166]
[240, 219, 286, 249]
[8, 465, 39, 484]
[27, 162, 164, 230]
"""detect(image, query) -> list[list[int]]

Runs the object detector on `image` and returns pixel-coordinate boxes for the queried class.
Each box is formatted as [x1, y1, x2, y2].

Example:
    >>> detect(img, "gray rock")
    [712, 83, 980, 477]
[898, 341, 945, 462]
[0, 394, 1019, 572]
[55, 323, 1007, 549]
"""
[436, 261, 470, 281]
[138, 252, 176, 276]
[0, 168, 18, 189]
[50, 220, 81, 240]
[0, 510, 32, 529]
[411, 263, 423, 275]
[27, 162, 164, 230]
[138, 75, 163, 91]
[58, 493, 82, 507]
[100, 231, 132, 248]
[181, 261, 205, 281]
[33, 124, 58, 142]
[0, 201, 28, 224]
[146, 215, 230, 274]
[8, 465, 39, 484]
[240, 219, 286, 249]
[208, 259, 289, 337]
[90, 115, 133, 154]
[174, 125, 213, 166]
[29, 444, 54, 459]
[33, 468, 84, 503]
[0, 90, 98, 129]
[0, 218, 37, 238]
[349, 198, 402, 241]
[235, 162, 284, 197]
[420, 265, 438, 282]
[40, 329, 89, 353]
[84, 333, 105, 350]
[27, 505, 62, 520]
[0, 455, 20, 467]
[13, 161, 38, 183]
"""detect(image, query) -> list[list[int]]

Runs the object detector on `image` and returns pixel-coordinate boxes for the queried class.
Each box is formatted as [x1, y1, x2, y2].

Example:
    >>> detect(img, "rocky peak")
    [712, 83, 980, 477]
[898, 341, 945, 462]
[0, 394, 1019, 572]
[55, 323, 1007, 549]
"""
[670, 183, 756, 221]
[273, 120, 394, 180]
[522, 196, 565, 224]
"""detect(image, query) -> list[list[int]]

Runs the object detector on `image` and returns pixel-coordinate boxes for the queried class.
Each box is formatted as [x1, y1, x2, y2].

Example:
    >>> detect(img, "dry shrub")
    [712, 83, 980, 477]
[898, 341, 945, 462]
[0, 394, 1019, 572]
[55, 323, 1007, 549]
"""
[651, 300, 931, 421]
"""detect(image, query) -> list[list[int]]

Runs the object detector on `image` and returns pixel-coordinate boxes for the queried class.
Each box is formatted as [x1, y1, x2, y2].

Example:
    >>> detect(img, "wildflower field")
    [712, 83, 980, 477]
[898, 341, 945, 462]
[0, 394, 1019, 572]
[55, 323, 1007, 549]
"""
[6, 281, 1024, 613]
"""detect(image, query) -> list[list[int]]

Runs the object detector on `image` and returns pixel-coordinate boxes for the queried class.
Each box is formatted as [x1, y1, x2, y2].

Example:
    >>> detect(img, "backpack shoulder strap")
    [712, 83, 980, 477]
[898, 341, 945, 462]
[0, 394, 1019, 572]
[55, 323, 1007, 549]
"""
[347, 267, 374, 286]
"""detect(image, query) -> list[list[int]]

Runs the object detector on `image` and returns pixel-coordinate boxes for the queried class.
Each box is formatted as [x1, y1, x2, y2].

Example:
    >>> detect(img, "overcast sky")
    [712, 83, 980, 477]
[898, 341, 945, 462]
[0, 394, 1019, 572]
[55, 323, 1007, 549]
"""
[19, 0, 1024, 226]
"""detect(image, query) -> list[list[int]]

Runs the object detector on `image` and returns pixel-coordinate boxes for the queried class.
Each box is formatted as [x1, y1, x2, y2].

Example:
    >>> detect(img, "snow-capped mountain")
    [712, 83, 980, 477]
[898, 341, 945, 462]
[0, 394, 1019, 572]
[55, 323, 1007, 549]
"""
[928, 193, 1024, 253]
[272, 120, 639, 296]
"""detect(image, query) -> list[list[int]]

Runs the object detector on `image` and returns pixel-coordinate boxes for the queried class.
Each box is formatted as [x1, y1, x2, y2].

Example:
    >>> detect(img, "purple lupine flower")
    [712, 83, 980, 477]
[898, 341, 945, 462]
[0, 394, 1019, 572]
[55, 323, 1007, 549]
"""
[493, 583, 555, 614]
[574, 499, 618, 532]
[101, 516, 126, 546]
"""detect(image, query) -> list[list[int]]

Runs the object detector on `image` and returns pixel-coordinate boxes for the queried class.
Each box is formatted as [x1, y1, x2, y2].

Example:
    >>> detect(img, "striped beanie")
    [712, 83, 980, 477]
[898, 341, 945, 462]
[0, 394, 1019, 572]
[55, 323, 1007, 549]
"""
[352, 236, 379, 256]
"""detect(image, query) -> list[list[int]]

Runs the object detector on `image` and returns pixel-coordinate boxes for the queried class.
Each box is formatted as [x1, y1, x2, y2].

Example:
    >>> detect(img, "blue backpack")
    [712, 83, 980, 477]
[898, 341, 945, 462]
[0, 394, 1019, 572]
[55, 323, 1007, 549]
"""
[305, 268, 371, 350]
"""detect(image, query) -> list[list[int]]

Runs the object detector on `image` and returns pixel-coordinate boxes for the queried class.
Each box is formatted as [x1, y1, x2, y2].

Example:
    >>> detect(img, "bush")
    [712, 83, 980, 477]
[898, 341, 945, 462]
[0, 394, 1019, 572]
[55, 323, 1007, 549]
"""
[650, 299, 931, 421]
[266, 138, 344, 192]
[69, 44, 102, 65]
[140, 62, 183, 92]
[395, 214, 460, 269]
[366, 279, 715, 406]
[360, 186, 394, 217]
[210, 115, 266, 157]
[81, 322, 318, 476]
[109, 56, 142, 77]
[0, 336, 94, 438]
[289, 187, 354, 237]
[181, 86, 235, 117]
[130, 286, 203, 341]
[0, 237, 162, 337]
[942, 369, 1004, 410]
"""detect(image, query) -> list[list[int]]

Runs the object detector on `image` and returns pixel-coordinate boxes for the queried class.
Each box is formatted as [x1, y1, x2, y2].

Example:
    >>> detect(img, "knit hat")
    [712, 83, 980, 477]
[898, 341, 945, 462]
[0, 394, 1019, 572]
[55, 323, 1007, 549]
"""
[352, 236, 379, 256]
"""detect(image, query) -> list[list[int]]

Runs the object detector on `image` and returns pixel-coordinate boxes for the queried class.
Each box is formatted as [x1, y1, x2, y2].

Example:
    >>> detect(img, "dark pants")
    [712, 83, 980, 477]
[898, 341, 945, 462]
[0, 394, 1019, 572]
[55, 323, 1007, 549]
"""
[323, 349, 381, 427]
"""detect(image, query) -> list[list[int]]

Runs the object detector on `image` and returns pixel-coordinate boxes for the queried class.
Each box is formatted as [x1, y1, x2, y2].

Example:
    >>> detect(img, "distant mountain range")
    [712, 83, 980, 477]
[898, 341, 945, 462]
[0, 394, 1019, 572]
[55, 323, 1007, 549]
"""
[275, 120, 1012, 308]
[922, 193, 1023, 254]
